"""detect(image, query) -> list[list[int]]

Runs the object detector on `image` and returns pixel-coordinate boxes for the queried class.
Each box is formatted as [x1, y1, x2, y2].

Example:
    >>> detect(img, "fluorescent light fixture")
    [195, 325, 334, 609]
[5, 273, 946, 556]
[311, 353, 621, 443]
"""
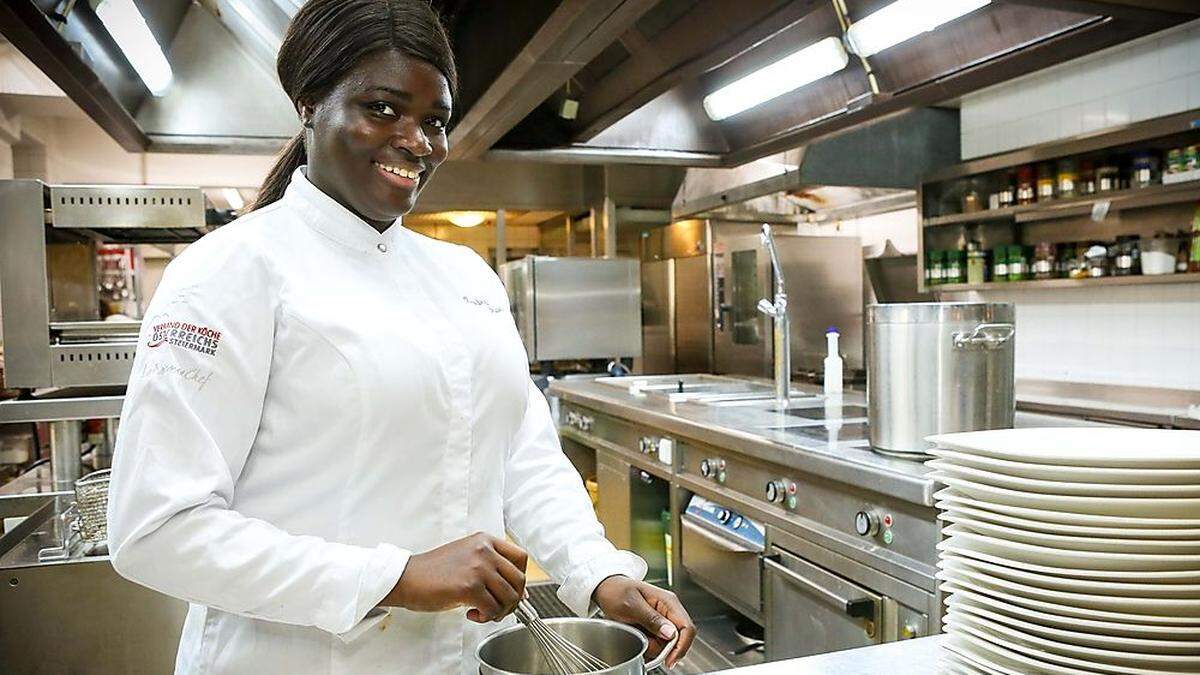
[845, 0, 991, 58]
[703, 36, 849, 121]
[95, 0, 173, 96]
[447, 211, 489, 228]
[222, 188, 245, 211]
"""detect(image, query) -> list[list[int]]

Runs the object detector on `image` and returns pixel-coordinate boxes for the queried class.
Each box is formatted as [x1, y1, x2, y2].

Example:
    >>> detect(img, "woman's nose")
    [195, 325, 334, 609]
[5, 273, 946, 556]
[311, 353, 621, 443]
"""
[390, 120, 432, 157]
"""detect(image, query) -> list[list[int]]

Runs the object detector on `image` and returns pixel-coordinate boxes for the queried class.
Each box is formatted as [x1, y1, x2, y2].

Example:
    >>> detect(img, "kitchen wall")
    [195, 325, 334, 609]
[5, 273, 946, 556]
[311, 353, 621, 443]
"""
[950, 19, 1200, 393]
[960, 19, 1200, 160]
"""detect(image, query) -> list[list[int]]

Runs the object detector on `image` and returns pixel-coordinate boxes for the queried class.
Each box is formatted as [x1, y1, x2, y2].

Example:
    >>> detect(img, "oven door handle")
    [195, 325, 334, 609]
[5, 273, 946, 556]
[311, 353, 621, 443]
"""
[680, 513, 760, 554]
[762, 555, 877, 619]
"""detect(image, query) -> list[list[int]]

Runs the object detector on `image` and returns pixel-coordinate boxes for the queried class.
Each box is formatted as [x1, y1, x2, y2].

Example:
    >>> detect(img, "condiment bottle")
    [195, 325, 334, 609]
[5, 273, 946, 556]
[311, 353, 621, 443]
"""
[1056, 158, 1078, 198]
[1036, 163, 1056, 201]
[992, 247, 1009, 282]
[1016, 165, 1036, 205]
[966, 241, 987, 285]
[1078, 159, 1096, 195]
[1033, 242, 1056, 279]
[1096, 158, 1121, 192]
[1131, 152, 1159, 189]
[1007, 245, 1029, 281]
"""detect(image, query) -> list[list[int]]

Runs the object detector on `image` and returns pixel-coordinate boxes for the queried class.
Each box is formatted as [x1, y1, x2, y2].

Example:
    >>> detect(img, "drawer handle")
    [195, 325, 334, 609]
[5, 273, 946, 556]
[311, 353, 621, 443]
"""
[681, 514, 759, 554]
[952, 322, 1014, 351]
[763, 555, 878, 620]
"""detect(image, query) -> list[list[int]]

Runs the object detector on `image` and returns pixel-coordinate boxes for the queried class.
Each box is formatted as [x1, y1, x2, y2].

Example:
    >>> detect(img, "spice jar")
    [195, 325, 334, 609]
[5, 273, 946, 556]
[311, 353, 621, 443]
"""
[927, 250, 944, 285]
[1055, 243, 1073, 278]
[945, 249, 965, 284]
[996, 170, 1016, 209]
[1007, 245, 1030, 281]
[1068, 244, 1090, 279]
[1016, 165, 1037, 205]
[1113, 235, 1140, 276]
[1056, 158, 1078, 198]
[1131, 152, 1159, 189]
[962, 185, 982, 213]
[966, 242, 988, 285]
[1096, 159, 1121, 192]
[1078, 159, 1096, 195]
[1186, 145, 1200, 172]
[1036, 163, 1056, 201]
[992, 247, 1009, 282]
[1168, 148, 1186, 175]
[1033, 242, 1057, 279]
[1085, 243, 1110, 277]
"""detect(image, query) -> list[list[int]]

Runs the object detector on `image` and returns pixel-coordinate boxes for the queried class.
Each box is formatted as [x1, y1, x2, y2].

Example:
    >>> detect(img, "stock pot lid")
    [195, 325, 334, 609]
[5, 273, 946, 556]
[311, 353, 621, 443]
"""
[867, 302, 1014, 324]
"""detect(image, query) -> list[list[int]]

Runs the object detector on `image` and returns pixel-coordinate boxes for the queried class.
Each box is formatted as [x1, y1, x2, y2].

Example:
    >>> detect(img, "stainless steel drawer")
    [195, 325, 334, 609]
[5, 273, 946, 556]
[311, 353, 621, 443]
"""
[763, 545, 882, 661]
[680, 512, 762, 621]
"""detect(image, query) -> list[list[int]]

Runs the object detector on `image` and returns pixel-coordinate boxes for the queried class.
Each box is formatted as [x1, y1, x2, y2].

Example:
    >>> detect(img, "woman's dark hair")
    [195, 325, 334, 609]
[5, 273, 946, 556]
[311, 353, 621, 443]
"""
[251, 0, 457, 211]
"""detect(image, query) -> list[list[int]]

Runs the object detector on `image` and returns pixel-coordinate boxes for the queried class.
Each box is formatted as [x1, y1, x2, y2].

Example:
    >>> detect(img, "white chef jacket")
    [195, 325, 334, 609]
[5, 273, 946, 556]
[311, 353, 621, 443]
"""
[107, 167, 646, 674]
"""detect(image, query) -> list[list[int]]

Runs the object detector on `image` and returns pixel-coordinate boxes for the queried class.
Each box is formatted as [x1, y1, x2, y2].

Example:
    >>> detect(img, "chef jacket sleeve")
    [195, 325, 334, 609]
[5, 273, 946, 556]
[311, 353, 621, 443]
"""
[106, 235, 409, 636]
[503, 379, 648, 617]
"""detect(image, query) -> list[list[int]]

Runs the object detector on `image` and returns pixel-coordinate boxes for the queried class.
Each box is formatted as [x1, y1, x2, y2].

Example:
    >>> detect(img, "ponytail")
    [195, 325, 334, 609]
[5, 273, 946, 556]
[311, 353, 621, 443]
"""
[250, 132, 306, 212]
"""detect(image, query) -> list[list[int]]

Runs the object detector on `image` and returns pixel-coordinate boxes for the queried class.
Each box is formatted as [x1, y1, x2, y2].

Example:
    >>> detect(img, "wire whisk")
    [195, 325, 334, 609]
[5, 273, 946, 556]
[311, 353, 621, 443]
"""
[514, 598, 612, 674]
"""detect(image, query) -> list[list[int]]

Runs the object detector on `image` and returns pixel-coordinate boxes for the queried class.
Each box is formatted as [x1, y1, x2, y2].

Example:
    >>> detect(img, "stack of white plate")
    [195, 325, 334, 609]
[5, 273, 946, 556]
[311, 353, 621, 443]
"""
[926, 427, 1200, 675]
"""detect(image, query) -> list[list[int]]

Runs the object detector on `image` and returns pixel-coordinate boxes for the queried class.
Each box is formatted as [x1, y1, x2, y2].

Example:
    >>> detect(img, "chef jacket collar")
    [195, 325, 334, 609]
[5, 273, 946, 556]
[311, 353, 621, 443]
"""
[284, 166, 405, 253]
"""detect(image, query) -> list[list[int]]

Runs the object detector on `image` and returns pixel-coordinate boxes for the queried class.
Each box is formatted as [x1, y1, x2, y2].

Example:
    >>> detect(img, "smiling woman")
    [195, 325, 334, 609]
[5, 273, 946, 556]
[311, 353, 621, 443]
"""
[249, 0, 458, 225]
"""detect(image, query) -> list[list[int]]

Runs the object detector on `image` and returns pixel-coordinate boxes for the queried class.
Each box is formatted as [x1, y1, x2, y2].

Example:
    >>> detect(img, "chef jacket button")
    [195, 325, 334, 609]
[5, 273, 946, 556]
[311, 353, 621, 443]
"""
[376, 243, 388, 253]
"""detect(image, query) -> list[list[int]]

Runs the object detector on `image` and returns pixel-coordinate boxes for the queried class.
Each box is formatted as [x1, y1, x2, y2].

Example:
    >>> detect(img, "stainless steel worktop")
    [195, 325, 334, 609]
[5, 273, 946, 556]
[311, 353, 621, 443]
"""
[549, 375, 937, 507]
[711, 635, 946, 674]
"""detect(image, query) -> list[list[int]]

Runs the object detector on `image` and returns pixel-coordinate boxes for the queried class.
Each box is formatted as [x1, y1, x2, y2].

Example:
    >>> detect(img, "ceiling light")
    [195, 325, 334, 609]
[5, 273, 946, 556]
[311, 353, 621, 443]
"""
[222, 188, 245, 211]
[845, 0, 991, 58]
[703, 36, 849, 121]
[447, 211, 489, 228]
[95, 0, 174, 96]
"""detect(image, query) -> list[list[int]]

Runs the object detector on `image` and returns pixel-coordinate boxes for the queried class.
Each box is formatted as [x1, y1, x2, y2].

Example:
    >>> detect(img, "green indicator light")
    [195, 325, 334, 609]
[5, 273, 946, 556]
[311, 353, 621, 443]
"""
[717, 471, 726, 483]
[882, 529, 894, 545]
[786, 495, 797, 509]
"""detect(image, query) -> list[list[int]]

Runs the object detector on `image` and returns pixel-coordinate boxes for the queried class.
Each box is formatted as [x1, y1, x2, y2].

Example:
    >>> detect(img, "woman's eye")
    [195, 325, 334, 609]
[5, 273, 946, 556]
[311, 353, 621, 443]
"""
[426, 117, 447, 130]
[368, 102, 396, 117]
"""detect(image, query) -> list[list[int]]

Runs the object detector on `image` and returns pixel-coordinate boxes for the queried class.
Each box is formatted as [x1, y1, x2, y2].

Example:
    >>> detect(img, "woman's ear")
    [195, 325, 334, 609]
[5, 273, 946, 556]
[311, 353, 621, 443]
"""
[297, 101, 315, 128]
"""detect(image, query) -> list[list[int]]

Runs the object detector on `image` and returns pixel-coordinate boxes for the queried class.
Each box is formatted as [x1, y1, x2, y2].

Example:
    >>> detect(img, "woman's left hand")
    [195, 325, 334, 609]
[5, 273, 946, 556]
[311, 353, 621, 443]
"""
[592, 576, 696, 669]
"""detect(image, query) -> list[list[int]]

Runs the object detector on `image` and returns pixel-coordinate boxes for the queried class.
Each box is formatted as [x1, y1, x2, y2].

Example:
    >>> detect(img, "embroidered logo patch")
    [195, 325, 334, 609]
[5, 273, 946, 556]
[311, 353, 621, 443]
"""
[462, 295, 505, 314]
[147, 320, 222, 356]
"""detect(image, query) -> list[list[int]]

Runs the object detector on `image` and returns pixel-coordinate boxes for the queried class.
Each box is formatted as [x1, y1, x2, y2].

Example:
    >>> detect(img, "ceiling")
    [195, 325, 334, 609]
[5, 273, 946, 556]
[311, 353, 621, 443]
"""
[1, 0, 1197, 167]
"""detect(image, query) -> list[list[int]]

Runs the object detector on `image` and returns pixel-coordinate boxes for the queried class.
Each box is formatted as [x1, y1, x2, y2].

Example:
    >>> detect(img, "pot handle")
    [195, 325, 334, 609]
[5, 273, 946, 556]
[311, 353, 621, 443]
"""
[952, 322, 1014, 351]
[645, 630, 681, 672]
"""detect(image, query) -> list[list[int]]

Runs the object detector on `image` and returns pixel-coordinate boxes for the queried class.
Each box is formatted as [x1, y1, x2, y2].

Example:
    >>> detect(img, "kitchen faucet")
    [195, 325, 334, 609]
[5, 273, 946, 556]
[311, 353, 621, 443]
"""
[756, 223, 790, 406]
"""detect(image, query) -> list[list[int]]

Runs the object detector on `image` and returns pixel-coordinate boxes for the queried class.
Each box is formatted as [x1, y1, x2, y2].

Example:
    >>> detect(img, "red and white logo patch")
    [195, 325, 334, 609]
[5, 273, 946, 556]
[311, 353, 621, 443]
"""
[147, 320, 222, 357]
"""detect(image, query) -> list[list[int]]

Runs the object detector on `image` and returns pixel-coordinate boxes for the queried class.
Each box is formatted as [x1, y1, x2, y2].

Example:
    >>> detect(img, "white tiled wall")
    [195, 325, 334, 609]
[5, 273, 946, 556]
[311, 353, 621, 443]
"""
[960, 19, 1200, 159]
[942, 284, 1200, 391]
[948, 20, 1200, 394]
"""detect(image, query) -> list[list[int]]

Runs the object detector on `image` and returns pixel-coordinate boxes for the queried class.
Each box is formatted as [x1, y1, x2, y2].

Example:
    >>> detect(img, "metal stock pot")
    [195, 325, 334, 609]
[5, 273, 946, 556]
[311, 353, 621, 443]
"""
[866, 302, 1016, 455]
[476, 617, 675, 675]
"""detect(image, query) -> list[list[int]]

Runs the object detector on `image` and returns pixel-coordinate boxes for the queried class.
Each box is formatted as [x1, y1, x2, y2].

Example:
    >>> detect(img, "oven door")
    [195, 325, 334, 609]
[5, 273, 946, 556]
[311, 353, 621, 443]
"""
[763, 545, 883, 661]
[680, 512, 763, 622]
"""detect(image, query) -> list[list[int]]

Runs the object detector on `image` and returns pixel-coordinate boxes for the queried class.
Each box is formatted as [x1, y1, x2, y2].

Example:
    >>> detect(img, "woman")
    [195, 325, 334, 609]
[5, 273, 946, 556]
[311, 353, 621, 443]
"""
[106, 1, 695, 673]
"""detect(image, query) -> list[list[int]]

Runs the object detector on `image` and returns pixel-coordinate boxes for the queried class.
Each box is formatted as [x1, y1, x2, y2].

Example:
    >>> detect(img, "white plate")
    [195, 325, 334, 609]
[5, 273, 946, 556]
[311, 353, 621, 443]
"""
[929, 448, 1200, 485]
[946, 611, 1200, 674]
[938, 557, 1200, 618]
[940, 581, 1200, 640]
[933, 474, 1200, 518]
[943, 634, 1028, 675]
[938, 539, 1200, 583]
[929, 459, 1200, 497]
[945, 625, 1108, 675]
[935, 487, 1200, 529]
[936, 493, 1200, 539]
[944, 551, 1200, 599]
[939, 510, 1200, 553]
[940, 649, 1004, 675]
[942, 524, 1200, 572]
[948, 594, 1200, 656]
[928, 428, 1200, 468]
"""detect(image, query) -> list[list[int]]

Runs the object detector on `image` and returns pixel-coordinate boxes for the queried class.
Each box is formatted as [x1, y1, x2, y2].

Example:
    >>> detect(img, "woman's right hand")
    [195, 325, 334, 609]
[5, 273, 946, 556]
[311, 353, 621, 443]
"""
[382, 532, 528, 623]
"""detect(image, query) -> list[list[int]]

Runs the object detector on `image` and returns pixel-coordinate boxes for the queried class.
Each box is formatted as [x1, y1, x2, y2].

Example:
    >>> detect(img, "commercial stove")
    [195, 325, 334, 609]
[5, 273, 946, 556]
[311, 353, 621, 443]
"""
[549, 374, 940, 668]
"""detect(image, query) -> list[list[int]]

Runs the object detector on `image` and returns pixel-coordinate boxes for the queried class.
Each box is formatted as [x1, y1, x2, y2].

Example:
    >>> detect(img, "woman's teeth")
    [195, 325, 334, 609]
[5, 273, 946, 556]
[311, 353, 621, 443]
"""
[373, 161, 420, 181]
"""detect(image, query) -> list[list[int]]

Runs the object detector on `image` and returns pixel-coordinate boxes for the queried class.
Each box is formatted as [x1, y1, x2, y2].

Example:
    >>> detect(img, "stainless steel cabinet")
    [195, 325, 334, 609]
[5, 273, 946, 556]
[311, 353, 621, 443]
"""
[639, 256, 712, 374]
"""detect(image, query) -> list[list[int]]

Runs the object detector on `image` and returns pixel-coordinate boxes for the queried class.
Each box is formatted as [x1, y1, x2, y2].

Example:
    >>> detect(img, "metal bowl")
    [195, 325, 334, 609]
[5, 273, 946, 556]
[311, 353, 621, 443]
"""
[477, 617, 672, 675]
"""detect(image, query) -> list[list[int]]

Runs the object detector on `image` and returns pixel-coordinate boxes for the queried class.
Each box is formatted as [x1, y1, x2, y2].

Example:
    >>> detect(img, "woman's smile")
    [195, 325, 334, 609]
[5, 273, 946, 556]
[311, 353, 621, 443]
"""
[371, 160, 422, 190]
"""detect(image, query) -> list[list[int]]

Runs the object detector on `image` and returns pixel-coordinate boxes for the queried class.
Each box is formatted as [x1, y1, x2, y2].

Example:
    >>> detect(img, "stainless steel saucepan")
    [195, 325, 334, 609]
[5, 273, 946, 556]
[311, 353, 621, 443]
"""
[477, 617, 676, 675]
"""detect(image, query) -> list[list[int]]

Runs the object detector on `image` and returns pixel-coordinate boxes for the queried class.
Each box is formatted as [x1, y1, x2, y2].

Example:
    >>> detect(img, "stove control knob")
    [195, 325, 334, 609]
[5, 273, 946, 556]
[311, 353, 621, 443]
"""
[730, 515, 744, 529]
[854, 510, 881, 537]
[716, 509, 731, 524]
[700, 459, 712, 478]
[765, 479, 786, 503]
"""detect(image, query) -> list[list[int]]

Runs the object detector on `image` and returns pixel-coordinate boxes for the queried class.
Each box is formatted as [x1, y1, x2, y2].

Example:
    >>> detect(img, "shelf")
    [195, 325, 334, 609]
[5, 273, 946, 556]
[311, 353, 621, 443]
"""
[923, 179, 1200, 228]
[931, 272, 1200, 292]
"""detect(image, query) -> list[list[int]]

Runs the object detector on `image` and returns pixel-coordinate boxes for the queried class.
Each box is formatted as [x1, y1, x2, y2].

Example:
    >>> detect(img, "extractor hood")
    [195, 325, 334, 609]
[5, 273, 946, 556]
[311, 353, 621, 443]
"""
[672, 107, 959, 221]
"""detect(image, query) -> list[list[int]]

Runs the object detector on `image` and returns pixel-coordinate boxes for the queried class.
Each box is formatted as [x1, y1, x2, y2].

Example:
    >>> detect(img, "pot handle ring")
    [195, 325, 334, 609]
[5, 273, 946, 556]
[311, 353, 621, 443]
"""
[645, 630, 681, 672]
[952, 322, 1014, 351]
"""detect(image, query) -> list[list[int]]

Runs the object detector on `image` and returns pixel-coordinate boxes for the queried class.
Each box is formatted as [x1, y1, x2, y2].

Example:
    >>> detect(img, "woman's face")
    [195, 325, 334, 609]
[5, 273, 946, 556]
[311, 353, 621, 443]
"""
[303, 50, 452, 229]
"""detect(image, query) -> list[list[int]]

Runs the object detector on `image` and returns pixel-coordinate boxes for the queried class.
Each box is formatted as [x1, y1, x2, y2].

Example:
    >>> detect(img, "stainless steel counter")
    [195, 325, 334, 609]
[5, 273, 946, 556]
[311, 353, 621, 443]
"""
[710, 635, 946, 674]
[549, 375, 937, 507]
